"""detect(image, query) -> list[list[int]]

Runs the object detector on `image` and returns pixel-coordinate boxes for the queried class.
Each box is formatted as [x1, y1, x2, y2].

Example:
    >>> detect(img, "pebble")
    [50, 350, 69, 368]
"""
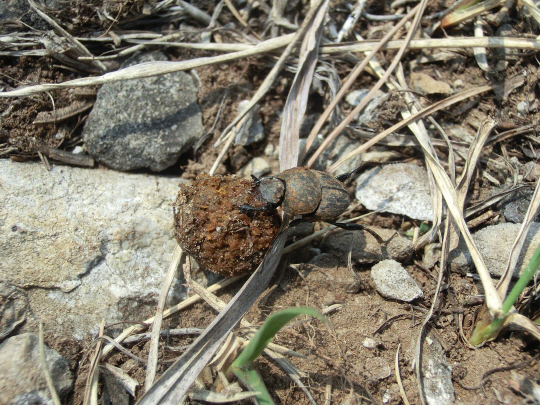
[362, 337, 378, 349]
[365, 357, 392, 380]
[82, 52, 204, 171]
[422, 333, 455, 405]
[0, 333, 73, 404]
[371, 259, 423, 302]
[517, 101, 529, 115]
[235, 100, 265, 146]
[0, 160, 183, 338]
[355, 163, 433, 221]
[345, 89, 390, 125]
[237, 157, 270, 179]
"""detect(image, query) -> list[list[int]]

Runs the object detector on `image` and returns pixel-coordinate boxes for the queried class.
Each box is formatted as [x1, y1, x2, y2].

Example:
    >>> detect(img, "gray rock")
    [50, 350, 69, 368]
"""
[83, 52, 203, 171]
[235, 100, 265, 146]
[371, 259, 423, 302]
[522, 161, 540, 182]
[356, 163, 433, 221]
[237, 157, 270, 179]
[321, 227, 413, 264]
[0, 160, 183, 338]
[345, 89, 390, 125]
[449, 222, 540, 277]
[499, 189, 539, 223]
[422, 333, 455, 405]
[0, 333, 73, 404]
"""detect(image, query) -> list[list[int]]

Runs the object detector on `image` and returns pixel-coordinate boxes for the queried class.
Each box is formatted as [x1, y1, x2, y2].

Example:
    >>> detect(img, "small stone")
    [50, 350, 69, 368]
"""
[517, 101, 528, 114]
[237, 157, 271, 179]
[453, 79, 464, 88]
[410, 72, 453, 95]
[345, 89, 389, 125]
[71, 146, 84, 154]
[363, 338, 378, 349]
[522, 161, 540, 182]
[422, 333, 455, 405]
[235, 100, 265, 146]
[423, 243, 441, 270]
[371, 259, 423, 302]
[356, 163, 433, 221]
[0, 333, 73, 404]
[365, 357, 392, 380]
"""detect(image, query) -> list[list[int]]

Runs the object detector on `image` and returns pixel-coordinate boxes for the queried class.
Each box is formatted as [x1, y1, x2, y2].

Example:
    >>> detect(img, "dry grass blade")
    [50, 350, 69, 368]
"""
[497, 178, 540, 298]
[101, 275, 243, 358]
[328, 85, 493, 173]
[137, 231, 287, 404]
[441, 0, 508, 27]
[415, 134, 503, 316]
[189, 389, 261, 402]
[83, 320, 105, 405]
[307, 0, 429, 168]
[279, 0, 329, 171]
[299, 4, 419, 163]
[521, 0, 540, 25]
[321, 36, 540, 54]
[395, 344, 410, 405]
[505, 312, 540, 340]
[0, 34, 293, 98]
[395, 64, 444, 249]
[473, 16, 490, 71]
[145, 245, 184, 391]
[38, 323, 61, 405]
[214, 0, 325, 148]
[456, 119, 498, 210]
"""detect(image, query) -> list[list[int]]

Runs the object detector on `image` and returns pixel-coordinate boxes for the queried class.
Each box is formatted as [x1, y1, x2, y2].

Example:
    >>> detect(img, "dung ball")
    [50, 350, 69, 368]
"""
[174, 174, 282, 276]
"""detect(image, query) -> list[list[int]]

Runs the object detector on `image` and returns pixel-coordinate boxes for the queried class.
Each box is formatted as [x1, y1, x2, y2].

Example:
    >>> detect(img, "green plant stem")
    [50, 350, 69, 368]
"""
[470, 242, 540, 345]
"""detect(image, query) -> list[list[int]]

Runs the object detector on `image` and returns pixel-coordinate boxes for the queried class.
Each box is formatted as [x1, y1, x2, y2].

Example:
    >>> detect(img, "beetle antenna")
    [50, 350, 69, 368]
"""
[335, 161, 383, 183]
[330, 222, 384, 244]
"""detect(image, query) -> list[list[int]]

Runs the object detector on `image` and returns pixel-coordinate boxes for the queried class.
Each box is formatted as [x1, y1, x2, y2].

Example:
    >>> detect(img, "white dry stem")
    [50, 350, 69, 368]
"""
[83, 320, 105, 405]
[145, 245, 184, 391]
[101, 276, 243, 358]
[0, 34, 294, 98]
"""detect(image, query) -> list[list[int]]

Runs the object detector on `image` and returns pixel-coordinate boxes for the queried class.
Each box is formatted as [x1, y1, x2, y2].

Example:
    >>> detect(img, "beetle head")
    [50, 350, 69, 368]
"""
[258, 177, 286, 206]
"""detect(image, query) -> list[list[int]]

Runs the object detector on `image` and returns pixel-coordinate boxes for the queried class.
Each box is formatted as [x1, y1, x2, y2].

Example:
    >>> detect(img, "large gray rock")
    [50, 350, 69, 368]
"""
[0, 160, 183, 338]
[356, 163, 433, 221]
[0, 333, 73, 405]
[450, 222, 540, 277]
[83, 52, 204, 171]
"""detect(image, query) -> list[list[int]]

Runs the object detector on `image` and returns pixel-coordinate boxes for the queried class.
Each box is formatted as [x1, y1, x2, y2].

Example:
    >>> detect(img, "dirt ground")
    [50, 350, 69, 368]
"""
[2, 0, 540, 404]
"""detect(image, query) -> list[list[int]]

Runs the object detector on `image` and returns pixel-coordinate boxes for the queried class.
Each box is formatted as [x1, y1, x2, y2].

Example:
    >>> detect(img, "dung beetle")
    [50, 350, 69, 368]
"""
[241, 165, 383, 242]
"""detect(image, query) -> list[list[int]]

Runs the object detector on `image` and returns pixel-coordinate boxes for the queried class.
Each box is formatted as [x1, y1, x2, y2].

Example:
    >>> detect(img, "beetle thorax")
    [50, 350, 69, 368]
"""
[258, 177, 285, 205]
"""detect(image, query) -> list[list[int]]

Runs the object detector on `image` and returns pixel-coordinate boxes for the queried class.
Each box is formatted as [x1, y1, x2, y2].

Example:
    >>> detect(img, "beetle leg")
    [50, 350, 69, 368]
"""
[239, 203, 274, 213]
[331, 222, 384, 244]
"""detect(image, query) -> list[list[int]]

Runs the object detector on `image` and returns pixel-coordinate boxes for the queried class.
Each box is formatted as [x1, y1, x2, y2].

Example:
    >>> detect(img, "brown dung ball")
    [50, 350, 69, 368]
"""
[173, 174, 282, 276]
